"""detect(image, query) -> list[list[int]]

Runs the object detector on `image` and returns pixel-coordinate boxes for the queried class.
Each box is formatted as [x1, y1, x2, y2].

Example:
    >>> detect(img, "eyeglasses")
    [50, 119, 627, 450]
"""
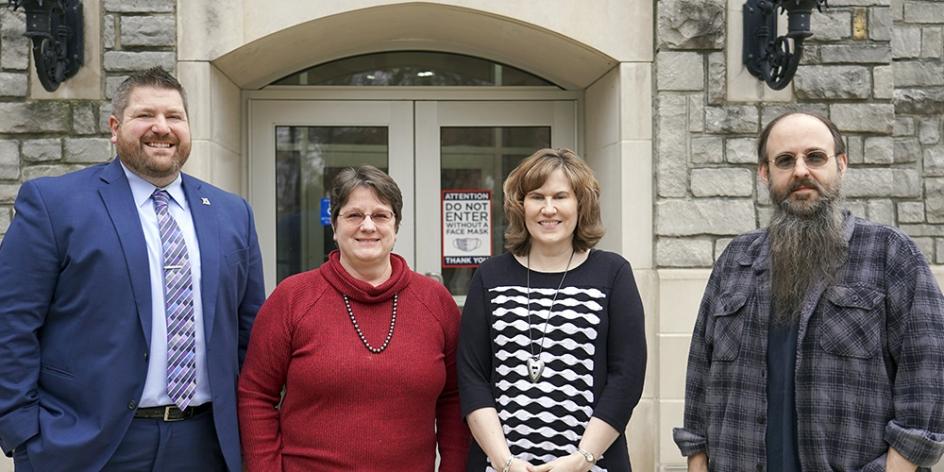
[770, 150, 834, 170]
[339, 210, 395, 226]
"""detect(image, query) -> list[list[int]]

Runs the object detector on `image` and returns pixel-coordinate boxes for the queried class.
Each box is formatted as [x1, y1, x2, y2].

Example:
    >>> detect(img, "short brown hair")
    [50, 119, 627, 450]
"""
[111, 67, 188, 121]
[757, 111, 846, 166]
[503, 148, 604, 256]
[330, 166, 403, 231]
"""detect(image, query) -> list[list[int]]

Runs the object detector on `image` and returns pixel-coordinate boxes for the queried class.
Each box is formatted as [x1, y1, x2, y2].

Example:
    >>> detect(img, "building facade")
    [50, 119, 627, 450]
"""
[0, 0, 942, 470]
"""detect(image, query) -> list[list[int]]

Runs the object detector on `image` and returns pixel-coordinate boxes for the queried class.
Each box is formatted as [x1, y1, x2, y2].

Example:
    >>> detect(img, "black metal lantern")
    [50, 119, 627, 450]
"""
[743, 0, 827, 90]
[10, 0, 84, 92]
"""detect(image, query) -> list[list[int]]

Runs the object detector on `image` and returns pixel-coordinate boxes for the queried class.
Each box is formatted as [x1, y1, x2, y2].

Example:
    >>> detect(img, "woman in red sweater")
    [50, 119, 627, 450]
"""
[238, 166, 468, 471]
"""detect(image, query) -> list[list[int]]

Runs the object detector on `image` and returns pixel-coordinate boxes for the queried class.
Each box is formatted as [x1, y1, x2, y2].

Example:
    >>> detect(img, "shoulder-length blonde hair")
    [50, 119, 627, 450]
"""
[503, 148, 604, 256]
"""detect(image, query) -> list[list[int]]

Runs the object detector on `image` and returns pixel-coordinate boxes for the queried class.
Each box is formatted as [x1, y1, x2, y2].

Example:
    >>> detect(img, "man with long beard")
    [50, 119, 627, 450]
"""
[0, 67, 265, 471]
[673, 112, 944, 471]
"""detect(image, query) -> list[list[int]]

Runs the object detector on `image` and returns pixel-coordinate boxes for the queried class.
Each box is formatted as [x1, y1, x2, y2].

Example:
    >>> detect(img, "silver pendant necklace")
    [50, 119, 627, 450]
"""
[525, 249, 575, 383]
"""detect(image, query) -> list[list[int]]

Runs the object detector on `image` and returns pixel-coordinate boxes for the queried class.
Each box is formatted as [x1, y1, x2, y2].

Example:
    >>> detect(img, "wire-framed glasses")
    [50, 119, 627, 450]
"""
[339, 210, 395, 226]
[770, 150, 834, 170]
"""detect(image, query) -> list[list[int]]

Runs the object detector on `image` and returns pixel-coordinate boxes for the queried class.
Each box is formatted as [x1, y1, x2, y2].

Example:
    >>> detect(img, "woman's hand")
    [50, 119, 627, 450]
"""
[529, 452, 592, 472]
[527, 417, 615, 472]
[506, 457, 537, 472]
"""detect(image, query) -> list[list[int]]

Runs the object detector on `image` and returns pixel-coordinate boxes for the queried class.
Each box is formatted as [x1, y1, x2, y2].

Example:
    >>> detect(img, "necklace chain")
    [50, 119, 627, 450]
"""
[525, 250, 576, 359]
[343, 294, 398, 354]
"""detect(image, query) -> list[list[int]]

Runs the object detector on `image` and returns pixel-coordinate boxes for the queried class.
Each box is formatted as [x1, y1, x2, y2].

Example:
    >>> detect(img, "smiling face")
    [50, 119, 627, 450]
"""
[759, 113, 847, 216]
[523, 168, 579, 253]
[333, 186, 398, 271]
[109, 86, 192, 187]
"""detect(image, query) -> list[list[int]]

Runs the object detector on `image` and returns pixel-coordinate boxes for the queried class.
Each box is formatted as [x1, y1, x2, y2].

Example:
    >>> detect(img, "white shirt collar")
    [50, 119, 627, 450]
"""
[118, 160, 187, 211]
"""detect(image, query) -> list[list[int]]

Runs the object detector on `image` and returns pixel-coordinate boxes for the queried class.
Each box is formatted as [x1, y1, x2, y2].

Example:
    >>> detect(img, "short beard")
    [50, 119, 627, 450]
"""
[115, 132, 189, 183]
[768, 177, 848, 325]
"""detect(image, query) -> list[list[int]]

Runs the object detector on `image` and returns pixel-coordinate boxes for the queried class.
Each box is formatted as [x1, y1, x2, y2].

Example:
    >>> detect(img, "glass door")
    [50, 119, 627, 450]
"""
[248, 99, 576, 296]
[249, 101, 414, 290]
[414, 101, 577, 301]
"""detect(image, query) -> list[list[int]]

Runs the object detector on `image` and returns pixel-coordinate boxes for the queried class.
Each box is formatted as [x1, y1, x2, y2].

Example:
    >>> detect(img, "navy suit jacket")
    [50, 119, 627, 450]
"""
[0, 159, 265, 471]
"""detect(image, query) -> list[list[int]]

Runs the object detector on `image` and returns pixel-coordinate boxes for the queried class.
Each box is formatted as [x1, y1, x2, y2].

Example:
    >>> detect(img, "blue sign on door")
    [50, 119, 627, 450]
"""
[320, 197, 331, 226]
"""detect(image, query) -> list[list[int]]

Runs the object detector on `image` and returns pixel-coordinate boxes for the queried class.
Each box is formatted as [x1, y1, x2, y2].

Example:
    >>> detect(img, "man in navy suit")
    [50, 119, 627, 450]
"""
[0, 67, 265, 471]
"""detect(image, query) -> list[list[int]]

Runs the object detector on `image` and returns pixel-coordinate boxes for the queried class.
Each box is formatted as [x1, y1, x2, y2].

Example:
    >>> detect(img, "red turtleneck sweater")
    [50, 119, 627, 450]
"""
[238, 251, 468, 471]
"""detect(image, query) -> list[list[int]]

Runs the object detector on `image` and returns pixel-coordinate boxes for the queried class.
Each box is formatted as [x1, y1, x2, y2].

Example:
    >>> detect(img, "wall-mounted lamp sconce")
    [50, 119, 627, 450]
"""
[10, 0, 84, 92]
[743, 0, 827, 90]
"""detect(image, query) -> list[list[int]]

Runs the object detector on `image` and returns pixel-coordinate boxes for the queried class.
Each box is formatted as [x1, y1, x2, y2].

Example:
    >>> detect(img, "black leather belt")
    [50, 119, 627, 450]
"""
[134, 403, 212, 422]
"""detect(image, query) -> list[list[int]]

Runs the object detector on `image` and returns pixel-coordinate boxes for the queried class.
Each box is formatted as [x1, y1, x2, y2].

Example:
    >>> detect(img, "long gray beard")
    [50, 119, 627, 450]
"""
[768, 185, 848, 325]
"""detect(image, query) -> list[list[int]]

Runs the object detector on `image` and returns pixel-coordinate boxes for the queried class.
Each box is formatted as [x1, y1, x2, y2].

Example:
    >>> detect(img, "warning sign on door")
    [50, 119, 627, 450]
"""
[442, 190, 492, 267]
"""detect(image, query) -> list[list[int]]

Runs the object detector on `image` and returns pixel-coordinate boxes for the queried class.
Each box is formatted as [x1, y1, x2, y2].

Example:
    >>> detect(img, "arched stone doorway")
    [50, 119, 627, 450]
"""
[176, 3, 655, 469]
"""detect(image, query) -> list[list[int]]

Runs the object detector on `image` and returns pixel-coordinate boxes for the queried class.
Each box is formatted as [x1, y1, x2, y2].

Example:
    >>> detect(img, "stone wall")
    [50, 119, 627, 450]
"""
[0, 0, 176, 239]
[1, 0, 941, 259]
[655, 0, 944, 267]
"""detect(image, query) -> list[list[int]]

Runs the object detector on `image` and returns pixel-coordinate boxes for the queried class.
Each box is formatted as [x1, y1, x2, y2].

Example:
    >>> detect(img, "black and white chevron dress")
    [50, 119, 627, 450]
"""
[458, 250, 647, 472]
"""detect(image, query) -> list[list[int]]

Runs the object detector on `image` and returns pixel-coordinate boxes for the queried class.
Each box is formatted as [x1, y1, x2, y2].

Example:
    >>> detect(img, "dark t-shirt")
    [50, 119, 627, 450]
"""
[767, 318, 802, 472]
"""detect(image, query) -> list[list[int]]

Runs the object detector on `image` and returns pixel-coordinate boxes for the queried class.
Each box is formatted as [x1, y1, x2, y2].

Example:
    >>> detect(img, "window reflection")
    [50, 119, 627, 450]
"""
[272, 51, 557, 87]
[275, 126, 388, 283]
[440, 127, 551, 295]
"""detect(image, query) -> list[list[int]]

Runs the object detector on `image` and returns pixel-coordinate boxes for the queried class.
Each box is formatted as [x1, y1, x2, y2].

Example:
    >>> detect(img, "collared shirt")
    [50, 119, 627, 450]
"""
[120, 161, 211, 408]
[673, 213, 944, 470]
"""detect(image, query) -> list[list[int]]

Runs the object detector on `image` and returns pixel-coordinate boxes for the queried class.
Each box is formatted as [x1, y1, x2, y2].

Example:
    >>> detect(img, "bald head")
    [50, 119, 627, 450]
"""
[757, 112, 846, 166]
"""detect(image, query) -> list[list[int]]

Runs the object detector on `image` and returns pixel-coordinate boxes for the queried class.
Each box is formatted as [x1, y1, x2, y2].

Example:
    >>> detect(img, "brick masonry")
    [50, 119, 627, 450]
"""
[0, 0, 176, 239]
[656, 0, 944, 266]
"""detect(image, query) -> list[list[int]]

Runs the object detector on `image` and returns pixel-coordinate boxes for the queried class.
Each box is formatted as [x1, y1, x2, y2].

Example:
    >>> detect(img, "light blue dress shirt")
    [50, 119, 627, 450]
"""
[120, 162, 211, 408]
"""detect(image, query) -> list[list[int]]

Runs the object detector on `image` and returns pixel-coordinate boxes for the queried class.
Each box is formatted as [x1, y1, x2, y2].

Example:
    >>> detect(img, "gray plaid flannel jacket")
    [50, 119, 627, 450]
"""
[673, 214, 944, 471]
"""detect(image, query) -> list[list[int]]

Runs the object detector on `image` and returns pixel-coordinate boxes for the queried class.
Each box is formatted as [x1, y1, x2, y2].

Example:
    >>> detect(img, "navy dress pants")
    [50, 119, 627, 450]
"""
[13, 408, 226, 471]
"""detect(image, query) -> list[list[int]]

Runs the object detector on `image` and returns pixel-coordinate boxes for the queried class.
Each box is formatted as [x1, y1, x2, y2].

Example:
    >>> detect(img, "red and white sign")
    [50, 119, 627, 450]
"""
[442, 190, 492, 268]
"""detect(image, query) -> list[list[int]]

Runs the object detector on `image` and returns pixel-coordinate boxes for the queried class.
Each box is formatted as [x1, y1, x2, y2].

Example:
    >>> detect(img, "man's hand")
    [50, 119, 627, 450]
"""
[886, 447, 918, 472]
[687, 452, 708, 472]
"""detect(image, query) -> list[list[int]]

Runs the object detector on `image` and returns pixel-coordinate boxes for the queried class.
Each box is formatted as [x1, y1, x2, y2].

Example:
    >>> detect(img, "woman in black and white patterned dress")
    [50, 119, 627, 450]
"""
[458, 148, 647, 472]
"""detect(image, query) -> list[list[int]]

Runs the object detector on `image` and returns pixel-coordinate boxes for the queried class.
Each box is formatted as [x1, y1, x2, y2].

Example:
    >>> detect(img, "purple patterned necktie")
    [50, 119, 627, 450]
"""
[152, 190, 196, 411]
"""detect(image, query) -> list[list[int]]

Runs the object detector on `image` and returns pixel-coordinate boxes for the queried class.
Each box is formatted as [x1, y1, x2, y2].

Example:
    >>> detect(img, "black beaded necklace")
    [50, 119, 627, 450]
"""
[343, 294, 398, 354]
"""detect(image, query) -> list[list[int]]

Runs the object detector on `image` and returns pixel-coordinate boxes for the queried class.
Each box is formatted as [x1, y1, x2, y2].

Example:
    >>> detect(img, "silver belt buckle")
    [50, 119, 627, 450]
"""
[162, 405, 185, 422]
